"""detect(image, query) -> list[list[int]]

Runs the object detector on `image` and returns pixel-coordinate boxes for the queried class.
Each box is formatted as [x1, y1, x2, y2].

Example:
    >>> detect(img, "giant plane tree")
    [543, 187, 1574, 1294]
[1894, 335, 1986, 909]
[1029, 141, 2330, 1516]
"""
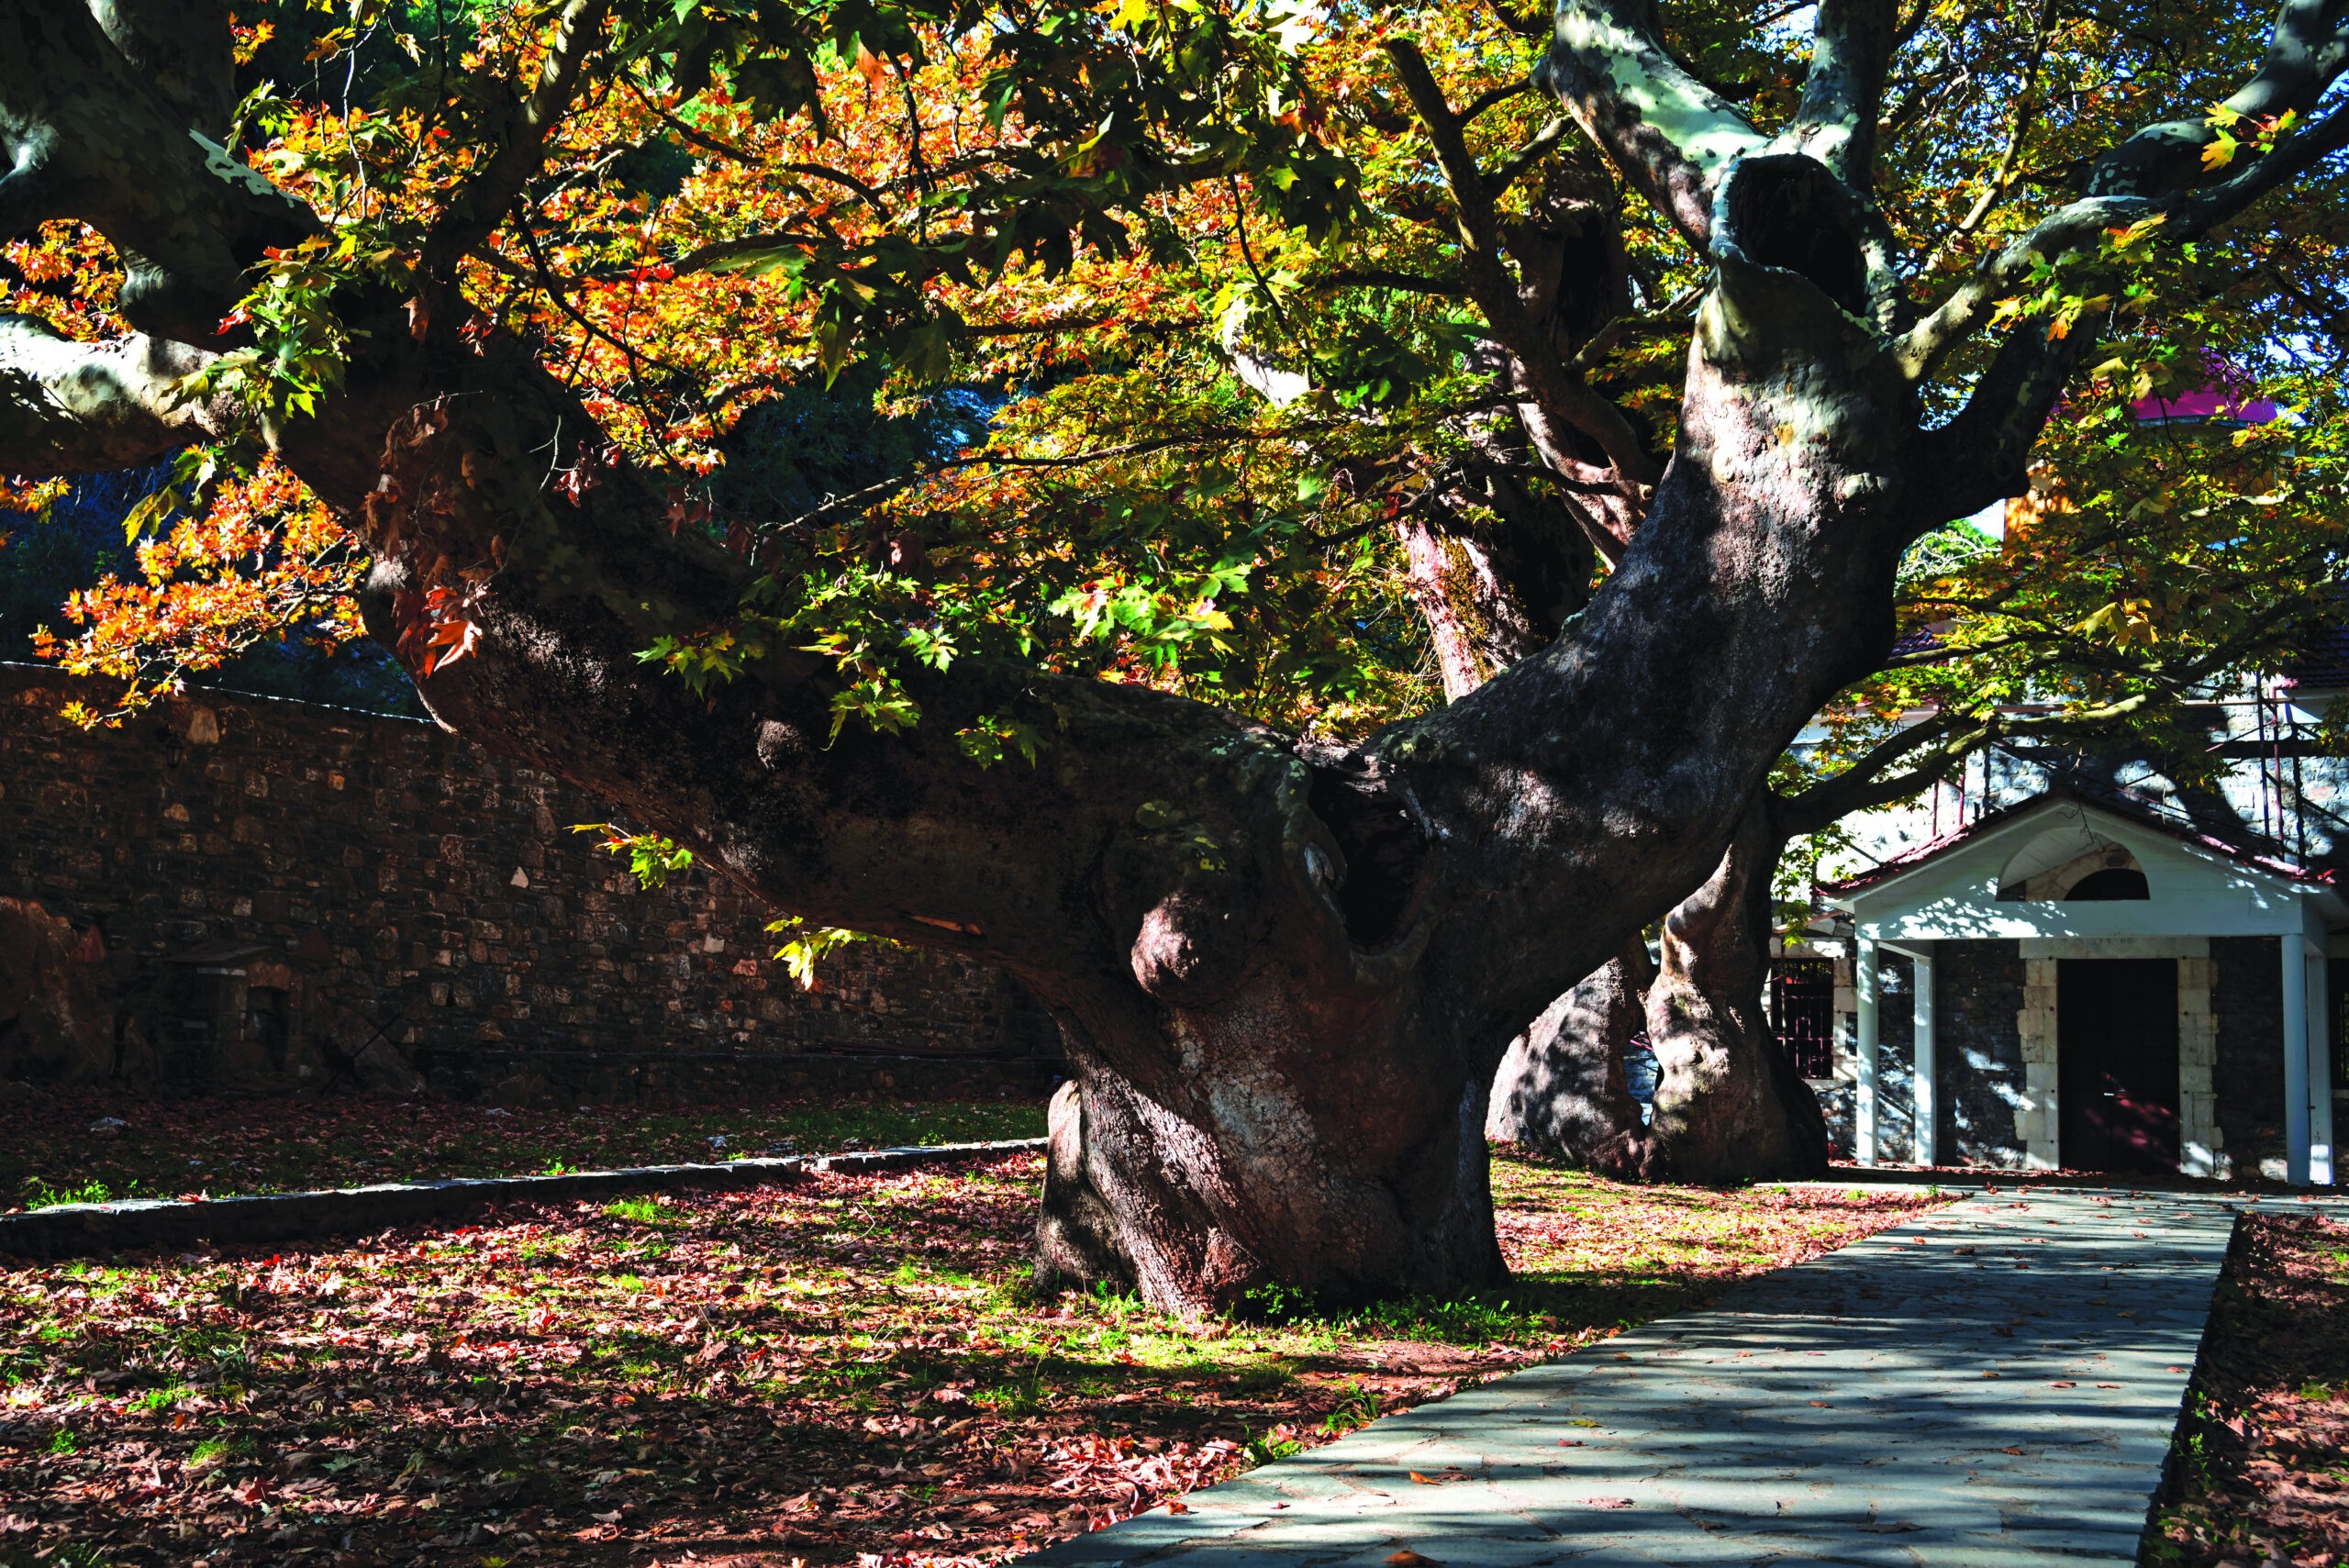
[6, 0, 2349, 1313]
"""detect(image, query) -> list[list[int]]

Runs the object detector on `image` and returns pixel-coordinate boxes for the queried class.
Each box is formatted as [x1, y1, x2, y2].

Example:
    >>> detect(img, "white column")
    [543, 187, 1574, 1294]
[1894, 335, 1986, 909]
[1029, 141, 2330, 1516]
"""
[2310, 948, 2333, 1187]
[1912, 950, 1936, 1168]
[1856, 933, 1879, 1165]
[2284, 936, 2311, 1186]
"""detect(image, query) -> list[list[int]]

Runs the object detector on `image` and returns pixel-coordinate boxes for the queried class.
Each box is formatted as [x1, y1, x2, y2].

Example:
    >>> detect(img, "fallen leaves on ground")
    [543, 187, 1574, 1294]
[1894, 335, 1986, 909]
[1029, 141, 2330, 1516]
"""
[2147, 1210, 2349, 1567]
[0, 1134, 1946, 1565]
[0, 1088, 1045, 1211]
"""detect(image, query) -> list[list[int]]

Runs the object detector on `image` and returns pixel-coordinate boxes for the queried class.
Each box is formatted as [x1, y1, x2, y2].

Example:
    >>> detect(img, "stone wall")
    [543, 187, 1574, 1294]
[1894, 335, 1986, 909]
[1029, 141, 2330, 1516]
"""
[0, 666, 1060, 1096]
[2211, 935, 2287, 1177]
[1935, 940, 2025, 1168]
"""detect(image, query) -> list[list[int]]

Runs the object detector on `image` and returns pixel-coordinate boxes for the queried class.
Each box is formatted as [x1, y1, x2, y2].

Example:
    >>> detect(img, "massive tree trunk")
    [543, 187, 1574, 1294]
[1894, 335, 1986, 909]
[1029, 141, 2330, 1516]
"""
[1485, 934, 1650, 1171]
[391, 172, 1909, 1316]
[1642, 797, 1830, 1180]
[3, 0, 2322, 1312]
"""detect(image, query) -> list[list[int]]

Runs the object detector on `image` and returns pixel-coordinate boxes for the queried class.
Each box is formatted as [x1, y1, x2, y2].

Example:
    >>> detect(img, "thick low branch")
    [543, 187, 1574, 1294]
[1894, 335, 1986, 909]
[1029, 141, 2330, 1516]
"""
[1782, 721, 1977, 833]
[1909, 314, 2091, 523]
[1784, 697, 2156, 832]
[0, 313, 230, 472]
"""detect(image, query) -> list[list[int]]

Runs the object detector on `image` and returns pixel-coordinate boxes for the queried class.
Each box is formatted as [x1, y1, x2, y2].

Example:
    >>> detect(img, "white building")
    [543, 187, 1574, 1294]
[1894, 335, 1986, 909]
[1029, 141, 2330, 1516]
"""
[1806, 788, 2341, 1185]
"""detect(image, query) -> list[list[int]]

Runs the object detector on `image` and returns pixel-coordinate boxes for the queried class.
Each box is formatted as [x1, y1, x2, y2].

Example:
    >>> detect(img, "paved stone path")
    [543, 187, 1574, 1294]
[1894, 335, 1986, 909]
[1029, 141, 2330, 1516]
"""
[1031, 1186, 2245, 1567]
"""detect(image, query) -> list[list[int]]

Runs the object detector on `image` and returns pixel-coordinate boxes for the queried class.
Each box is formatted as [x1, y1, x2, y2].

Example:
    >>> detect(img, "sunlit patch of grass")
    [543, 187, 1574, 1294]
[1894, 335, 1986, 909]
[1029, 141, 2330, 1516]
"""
[128, 1384, 195, 1414]
[1320, 1381, 1379, 1434]
[23, 1177, 115, 1209]
[974, 1373, 1049, 1418]
[1241, 1423, 1303, 1465]
[1231, 1362, 1295, 1395]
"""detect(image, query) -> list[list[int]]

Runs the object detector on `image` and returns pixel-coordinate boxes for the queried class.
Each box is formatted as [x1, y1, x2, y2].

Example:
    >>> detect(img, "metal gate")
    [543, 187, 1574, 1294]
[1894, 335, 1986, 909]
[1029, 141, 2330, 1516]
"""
[1770, 959, 1837, 1081]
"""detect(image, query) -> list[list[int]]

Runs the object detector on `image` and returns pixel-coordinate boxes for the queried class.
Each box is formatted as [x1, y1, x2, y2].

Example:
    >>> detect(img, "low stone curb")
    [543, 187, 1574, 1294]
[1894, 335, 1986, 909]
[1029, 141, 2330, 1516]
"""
[0, 1138, 1046, 1261]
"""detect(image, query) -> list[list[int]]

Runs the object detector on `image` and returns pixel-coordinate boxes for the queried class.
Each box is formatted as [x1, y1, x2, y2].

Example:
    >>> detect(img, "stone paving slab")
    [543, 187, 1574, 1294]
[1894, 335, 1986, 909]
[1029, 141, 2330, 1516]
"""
[1027, 1187, 2244, 1567]
[0, 1137, 1045, 1259]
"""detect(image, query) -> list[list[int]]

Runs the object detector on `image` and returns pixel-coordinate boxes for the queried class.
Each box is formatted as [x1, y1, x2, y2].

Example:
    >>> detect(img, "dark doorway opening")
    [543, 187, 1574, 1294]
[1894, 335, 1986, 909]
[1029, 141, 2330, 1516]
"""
[1770, 959, 1837, 1080]
[2057, 957, 2180, 1173]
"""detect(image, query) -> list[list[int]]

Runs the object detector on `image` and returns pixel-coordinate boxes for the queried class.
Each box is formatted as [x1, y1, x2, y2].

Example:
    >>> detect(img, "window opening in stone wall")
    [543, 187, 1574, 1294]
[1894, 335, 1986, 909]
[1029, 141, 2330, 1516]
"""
[245, 985, 290, 1074]
[2065, 867, 2151, 900]
[1771, 959, 1837, 1080]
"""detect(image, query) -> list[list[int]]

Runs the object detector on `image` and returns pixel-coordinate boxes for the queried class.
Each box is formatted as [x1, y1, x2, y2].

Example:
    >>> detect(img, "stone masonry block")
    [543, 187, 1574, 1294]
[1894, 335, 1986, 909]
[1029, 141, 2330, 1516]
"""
[0, 666, 1064, 1092]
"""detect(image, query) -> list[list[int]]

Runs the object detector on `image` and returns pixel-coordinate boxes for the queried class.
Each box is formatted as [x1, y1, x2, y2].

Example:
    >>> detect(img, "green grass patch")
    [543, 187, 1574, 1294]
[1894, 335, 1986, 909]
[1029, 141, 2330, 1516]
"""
[24, 1177, 116, 1209]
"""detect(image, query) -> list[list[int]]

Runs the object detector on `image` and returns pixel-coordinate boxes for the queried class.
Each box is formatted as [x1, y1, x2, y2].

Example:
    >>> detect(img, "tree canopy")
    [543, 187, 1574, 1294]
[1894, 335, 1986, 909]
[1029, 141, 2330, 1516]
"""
[15, 0, 2344, 738]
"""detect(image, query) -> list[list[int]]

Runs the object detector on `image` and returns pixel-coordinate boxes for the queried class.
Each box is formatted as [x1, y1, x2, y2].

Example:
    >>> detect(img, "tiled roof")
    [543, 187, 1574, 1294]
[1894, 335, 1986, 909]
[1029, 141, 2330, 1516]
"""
[1818, 784, 2332, 898]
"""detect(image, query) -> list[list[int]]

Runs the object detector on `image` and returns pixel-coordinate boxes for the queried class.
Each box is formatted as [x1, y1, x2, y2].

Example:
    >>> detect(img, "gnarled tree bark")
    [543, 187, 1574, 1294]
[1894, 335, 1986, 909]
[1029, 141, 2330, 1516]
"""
[1640, 795, 1827, 1180]
[1486, 933, 1651, 1171]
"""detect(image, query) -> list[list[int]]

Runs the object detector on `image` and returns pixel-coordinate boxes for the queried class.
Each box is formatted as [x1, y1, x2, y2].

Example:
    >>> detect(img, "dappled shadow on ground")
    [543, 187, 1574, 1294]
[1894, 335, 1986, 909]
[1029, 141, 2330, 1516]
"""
[1019, 1191, 2237, 1568]
[0, 1154, 1944, 1566]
